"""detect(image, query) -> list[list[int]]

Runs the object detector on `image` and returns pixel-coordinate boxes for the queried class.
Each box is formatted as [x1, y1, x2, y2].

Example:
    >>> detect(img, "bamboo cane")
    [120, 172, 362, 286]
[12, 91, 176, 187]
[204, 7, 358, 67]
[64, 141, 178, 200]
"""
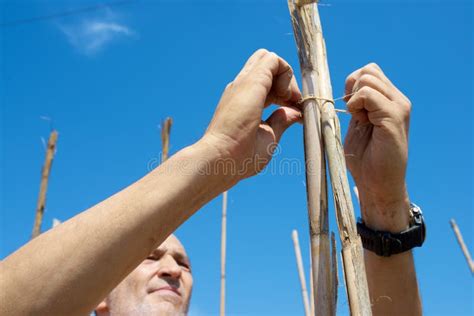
[220, 191, 228, 316]
[287, 0, 331, 314]
[32, 130, 58, 239]
[288, 1, 372, 315]
[309, 245, 315, 316]
[161, 117, 172, 163]
[450, 219, 474, 274]
[330, 232, 338, 313]
[292, 230, 311, 316]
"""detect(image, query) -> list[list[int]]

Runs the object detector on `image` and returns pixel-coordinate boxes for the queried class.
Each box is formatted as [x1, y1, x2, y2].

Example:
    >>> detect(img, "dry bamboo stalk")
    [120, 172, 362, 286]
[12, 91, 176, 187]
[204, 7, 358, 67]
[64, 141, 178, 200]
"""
[287, 0, 331, 314]
[292, 230, 311, 316]
[450, 219, 474, 274]
[309, 246, 315, 316]
[220, 191, 228, 316]
[288, 1, 372, 315]
[330, 232, 338, 313]
[32, 130, 58, 239]
[161, 117, 172, 163]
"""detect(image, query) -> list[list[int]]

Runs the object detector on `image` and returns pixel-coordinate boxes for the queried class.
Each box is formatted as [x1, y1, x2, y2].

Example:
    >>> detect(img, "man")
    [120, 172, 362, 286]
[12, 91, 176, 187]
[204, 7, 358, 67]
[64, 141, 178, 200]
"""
[0, 49, 422, 315]
[94, 235, 193, 316]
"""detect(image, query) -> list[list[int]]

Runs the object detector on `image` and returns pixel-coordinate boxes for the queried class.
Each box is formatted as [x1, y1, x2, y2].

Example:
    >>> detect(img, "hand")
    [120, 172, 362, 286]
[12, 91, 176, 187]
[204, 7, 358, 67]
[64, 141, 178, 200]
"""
[344, 63, 412, 232]
[200, 49, 302, 185]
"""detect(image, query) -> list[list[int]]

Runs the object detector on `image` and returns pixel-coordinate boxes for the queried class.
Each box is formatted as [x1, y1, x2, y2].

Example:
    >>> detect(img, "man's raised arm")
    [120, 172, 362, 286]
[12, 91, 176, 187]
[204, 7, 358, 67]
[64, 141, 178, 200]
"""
[344, 63, 422, 316]
[0, 49, 302, 316]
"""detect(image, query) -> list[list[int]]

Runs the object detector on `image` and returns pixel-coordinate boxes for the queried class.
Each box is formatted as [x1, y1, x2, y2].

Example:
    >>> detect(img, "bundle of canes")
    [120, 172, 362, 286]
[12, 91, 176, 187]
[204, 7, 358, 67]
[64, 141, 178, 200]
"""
[288, 1, 372, 315]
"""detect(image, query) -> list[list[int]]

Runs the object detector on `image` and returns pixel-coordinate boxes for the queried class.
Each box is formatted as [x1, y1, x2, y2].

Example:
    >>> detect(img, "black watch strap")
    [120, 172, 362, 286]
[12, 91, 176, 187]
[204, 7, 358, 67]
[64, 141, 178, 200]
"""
[357, 203, 426, 257]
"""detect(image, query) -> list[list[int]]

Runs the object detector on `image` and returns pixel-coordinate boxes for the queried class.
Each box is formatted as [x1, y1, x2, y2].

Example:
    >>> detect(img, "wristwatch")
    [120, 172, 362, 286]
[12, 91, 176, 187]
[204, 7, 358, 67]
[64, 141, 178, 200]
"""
[357, 203, 426, 257]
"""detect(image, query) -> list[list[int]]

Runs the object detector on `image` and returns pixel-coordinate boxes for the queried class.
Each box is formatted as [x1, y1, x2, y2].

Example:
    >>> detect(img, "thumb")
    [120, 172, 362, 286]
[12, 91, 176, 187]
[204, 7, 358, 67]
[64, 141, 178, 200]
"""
[265, 106, 302, 143]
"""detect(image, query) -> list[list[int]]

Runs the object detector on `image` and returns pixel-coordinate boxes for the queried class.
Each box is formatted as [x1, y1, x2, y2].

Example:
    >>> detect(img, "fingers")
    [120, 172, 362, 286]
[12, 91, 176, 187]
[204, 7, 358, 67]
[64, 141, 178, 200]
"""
[266, 75, 301, 108]
[265, 106, 302, 143]
[237, 49, 269, 77]
[268, 57, 294, 102]
[344, 63, 412, 129]
[255, 50, 301, 105]
[236, 49, 302, 107]
[346, 86, 391, 114]
[345, 63, 390, 97]
[352, 73, 394, 101]
[344, 63, 409, 104]
[346, 86, 411, 129]
[264, 53, 302, 105]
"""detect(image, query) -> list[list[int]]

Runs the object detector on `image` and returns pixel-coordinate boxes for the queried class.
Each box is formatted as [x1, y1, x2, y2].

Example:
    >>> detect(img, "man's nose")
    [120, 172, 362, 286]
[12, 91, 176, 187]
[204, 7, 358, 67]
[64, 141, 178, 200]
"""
[156, 255, 182, 279]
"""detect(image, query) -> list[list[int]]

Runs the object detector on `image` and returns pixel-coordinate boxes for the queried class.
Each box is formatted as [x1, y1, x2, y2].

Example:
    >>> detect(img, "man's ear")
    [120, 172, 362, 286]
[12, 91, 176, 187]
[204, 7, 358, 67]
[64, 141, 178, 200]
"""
[94, 300, 109, 316]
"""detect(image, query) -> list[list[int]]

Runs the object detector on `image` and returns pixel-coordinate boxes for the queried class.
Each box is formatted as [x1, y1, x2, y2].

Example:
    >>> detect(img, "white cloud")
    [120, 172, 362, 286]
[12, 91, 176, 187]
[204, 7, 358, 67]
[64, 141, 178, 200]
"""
[58, 11, 134, 56]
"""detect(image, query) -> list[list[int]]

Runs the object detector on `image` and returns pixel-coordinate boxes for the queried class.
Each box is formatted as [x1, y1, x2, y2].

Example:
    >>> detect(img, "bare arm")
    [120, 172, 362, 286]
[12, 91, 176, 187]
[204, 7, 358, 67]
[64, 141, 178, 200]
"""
[0, 49, 302, 316]
[0, 144, 226, 315]
[344, 63, 422, 315]
[360, 195, 421, 316]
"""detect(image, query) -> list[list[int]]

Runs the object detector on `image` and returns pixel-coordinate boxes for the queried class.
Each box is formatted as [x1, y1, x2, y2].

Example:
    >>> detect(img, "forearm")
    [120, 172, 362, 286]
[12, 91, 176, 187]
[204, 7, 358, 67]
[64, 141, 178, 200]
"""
[0, 141, 227, 316]
[0, 49, 303, 316]
[359, 192, 422, 316]
[365, 250, 421, 316]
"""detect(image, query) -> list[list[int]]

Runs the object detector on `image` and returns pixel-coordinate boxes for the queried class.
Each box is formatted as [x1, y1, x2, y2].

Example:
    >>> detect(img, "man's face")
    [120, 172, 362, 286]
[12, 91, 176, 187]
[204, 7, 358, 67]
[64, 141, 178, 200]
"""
[99, 235, 193, 315]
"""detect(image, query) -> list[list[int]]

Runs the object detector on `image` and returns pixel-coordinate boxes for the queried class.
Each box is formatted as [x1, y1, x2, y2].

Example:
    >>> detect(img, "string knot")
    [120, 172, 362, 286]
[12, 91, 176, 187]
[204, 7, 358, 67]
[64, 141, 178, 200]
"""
[297, 93, 354, 114]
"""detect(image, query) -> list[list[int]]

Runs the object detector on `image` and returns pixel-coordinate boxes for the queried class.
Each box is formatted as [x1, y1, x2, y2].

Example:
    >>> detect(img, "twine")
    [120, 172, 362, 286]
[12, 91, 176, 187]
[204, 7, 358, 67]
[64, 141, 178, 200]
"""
[297, 92, 356, 114]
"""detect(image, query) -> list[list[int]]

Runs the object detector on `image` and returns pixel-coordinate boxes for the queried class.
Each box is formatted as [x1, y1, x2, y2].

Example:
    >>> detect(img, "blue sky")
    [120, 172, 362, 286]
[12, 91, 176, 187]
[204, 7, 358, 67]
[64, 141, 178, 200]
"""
[1, 0, 472, 315]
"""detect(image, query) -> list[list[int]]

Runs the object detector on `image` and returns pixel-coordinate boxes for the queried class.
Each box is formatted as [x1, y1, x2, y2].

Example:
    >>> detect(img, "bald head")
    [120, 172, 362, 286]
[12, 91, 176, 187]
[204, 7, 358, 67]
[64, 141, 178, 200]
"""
[95, 234, 193, 316]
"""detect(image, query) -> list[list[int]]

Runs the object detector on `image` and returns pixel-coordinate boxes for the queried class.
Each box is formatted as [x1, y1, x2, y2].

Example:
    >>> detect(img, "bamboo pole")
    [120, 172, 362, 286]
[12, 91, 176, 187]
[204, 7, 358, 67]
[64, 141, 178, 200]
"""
[330, 232, 338, 313]
[161, 117, 172, 163]
[220, 191, 228, 316]
[287, 0, 331, 314]
[292, 230, 311, 316]
[309, 245, 315, 316]
[32, 130, 58, 239]
[450, 219, 474, 274]
[288, 1, 372, 315]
